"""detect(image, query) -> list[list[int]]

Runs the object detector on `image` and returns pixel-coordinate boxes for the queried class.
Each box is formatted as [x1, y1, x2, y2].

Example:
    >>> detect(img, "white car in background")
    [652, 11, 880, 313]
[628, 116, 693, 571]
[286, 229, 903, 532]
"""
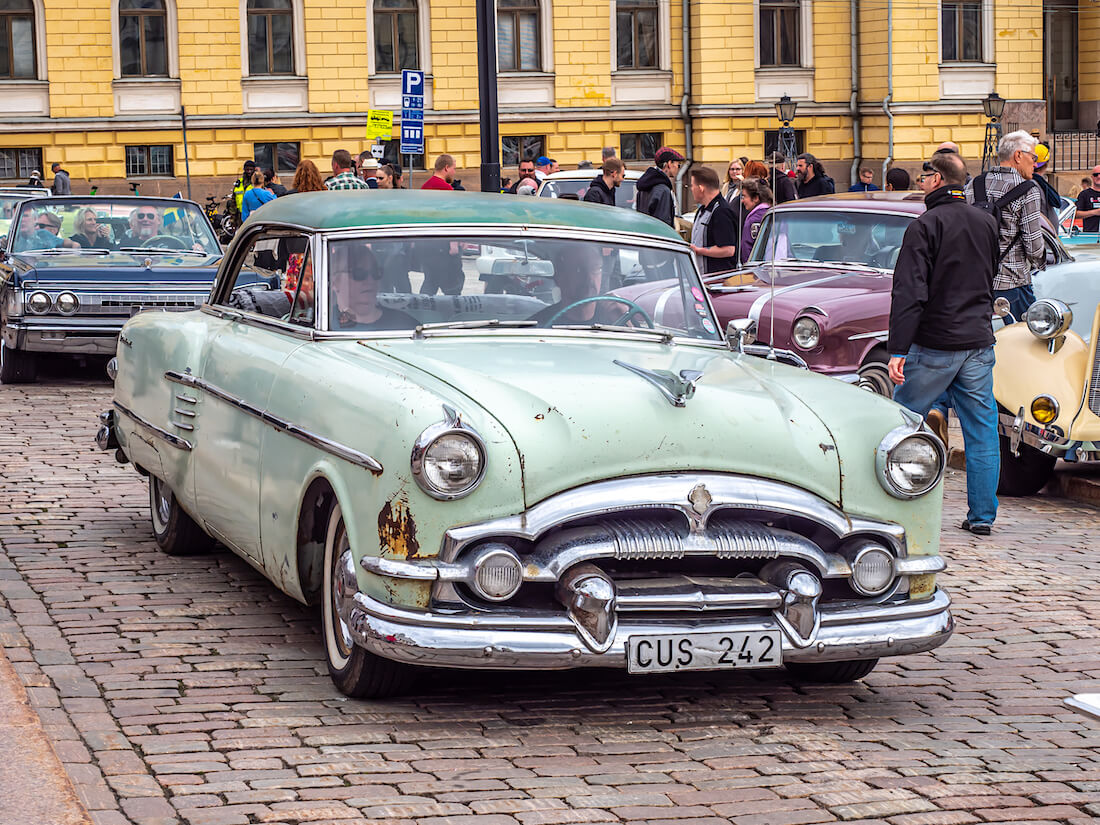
[536, 169, 643, 209]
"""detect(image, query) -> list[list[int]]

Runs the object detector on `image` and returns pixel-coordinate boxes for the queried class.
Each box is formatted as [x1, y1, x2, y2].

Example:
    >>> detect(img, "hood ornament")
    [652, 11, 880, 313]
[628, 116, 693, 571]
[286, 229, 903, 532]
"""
[613, 360, 703, 408]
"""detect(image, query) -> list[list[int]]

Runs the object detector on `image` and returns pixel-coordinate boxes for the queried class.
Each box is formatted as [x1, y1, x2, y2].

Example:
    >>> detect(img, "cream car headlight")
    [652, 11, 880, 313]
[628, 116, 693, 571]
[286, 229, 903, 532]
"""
[1031, 394, 1059, 425]
[875, 426, 945, 499]
[1024, 299, 1072, 340]
[791, 316, 820, 350]
[55, 291, 80, 315]
[411, 405, 486, 500]
[27, 291, 52, 314]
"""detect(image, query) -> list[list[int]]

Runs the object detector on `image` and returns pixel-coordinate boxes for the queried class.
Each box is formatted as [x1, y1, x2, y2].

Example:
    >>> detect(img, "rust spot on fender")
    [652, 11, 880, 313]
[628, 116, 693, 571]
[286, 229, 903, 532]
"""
[378, 495, 420, 559]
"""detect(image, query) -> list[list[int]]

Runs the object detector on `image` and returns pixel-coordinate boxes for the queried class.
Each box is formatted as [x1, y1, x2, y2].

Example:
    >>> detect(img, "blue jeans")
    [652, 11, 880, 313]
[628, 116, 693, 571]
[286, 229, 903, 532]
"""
[893, 345, 999, 526]
[994, 284, 1036, 325]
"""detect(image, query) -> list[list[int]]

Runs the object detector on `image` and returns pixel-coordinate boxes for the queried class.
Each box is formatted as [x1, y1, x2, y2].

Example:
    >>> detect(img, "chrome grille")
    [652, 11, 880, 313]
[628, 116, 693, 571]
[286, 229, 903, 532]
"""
[605, 518, 784, 561]
[79, 292, 207, 315]
[1090, 344, 1100, 417]
[606, 519, 684, 559]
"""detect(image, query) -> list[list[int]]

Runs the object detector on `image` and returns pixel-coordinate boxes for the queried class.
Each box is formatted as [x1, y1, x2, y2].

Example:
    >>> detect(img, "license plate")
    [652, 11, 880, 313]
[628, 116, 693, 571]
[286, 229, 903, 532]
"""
[626, 630, 782, 674]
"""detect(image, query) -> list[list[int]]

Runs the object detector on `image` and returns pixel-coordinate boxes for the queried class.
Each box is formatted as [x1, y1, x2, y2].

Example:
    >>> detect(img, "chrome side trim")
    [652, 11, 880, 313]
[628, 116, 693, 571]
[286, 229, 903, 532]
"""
[848, 329, 889, 341]
[164, 370, 383, 475]
[747, 273, 857, 324]
[113, 400, 192, 451]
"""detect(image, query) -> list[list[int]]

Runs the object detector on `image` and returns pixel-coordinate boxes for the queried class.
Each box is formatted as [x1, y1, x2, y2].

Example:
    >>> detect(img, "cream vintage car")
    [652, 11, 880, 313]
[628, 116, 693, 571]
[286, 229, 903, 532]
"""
[994, 298, 1100, 495]
[97, 191, 953, 698]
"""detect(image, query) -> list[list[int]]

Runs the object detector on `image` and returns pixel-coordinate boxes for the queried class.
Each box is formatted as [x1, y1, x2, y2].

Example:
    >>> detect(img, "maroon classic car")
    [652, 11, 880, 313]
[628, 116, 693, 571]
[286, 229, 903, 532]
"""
[702, 192, 924, 396]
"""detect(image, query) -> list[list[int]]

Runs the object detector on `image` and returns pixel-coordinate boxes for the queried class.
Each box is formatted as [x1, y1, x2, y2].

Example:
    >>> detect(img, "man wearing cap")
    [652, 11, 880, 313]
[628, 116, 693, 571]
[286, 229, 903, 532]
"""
[359, 157, 381, 189]
[232, 160, 256, 216]
[50, 162, 72, 195]
[534, 156, 553, 182]
[1031, 143, 1061, 225]
[636, 146, 684, 227]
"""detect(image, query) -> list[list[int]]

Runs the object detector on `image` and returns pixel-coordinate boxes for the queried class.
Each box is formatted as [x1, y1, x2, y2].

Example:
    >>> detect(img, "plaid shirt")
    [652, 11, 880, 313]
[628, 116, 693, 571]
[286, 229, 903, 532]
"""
[325, 170, 370, 190]
[964, 166, 1045, 290]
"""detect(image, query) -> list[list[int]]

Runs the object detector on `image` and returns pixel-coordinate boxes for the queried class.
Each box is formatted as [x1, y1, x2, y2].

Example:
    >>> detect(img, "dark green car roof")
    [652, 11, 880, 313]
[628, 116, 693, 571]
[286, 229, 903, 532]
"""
[248, 190, 683, 241]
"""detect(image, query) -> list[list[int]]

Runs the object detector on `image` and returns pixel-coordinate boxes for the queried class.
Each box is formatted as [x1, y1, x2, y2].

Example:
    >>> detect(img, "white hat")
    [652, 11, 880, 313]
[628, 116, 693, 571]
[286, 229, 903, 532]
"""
[360, 158, 380, 171]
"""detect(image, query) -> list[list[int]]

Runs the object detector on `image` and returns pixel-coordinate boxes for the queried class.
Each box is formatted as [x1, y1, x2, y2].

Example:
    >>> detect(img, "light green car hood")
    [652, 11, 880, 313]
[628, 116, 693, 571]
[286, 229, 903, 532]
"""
[365, 336, 844, 509]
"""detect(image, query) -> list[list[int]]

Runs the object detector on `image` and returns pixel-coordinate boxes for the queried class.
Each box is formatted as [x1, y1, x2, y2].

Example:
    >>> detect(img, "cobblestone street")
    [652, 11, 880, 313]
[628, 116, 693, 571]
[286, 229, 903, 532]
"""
[2, 364, 1100, 825]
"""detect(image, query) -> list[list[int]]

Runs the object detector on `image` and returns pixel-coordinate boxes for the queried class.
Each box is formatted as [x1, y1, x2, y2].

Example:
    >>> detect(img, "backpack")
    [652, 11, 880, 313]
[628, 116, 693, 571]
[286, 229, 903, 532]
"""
[971, 173, 1036, 265]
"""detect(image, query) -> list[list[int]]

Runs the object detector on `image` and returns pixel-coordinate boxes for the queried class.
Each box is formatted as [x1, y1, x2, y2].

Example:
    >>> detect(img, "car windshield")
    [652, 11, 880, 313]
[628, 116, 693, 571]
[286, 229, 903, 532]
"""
[6, 198, 219, 255]
[318, 235, 719, 340]
[0, 195, 30, 237]
[539, 178, 637, 209]
[748, 210, 913, 273]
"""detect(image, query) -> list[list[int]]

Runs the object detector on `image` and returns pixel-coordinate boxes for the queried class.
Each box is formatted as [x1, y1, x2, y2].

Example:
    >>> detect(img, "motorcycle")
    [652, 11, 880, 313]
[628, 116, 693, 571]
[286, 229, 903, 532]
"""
[204, 193, 238, 245]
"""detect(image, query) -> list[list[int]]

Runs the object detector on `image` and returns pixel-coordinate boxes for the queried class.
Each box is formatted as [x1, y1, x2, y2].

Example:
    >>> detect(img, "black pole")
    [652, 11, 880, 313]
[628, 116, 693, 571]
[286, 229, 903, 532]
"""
[475, 0, 500, 193]
[180, 105, 192, 200]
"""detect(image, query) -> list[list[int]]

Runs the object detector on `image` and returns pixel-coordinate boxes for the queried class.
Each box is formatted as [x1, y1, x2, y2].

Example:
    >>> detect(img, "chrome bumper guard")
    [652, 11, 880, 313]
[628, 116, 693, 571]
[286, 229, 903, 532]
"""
[998, 408, 1099, 461]
[339, 586, 953, 670]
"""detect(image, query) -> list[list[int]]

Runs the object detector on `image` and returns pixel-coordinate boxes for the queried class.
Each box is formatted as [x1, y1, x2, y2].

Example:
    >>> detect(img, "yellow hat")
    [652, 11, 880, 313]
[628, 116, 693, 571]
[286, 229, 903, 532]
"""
[1035, 143, 1050, 167]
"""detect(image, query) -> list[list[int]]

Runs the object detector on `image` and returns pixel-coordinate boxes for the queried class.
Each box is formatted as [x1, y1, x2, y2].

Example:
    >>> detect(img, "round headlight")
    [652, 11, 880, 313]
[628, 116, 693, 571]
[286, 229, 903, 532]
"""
[1024, 299, 1072, 339]
[27, 291, 52, 314]
[417, 432, 484, 498]
[850, 544, 895, 596]
[55, 291, 79, 315]
[1030, 394, 1059, 425]
[876, 427, 945, 499]
[791, 316, 821, 350]
[469, 545, 523, 601]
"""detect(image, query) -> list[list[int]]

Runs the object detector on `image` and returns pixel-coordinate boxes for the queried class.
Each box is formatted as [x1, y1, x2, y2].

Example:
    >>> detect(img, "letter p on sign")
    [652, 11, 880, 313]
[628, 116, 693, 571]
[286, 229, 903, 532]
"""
[402, 70, 424, 96]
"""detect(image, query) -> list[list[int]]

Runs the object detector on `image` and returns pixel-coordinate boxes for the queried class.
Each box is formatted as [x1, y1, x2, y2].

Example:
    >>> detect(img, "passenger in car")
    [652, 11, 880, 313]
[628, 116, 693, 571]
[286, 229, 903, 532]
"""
[330, 245, 417, 331]
[69, 207, 116, 250]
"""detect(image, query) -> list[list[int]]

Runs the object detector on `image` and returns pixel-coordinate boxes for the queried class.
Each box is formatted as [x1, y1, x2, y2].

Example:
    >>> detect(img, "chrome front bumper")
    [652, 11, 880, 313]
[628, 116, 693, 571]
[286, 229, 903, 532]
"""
[4, 320, 121, 355]
[998, 408, 1100, 462]
[339, 587, 953, 670]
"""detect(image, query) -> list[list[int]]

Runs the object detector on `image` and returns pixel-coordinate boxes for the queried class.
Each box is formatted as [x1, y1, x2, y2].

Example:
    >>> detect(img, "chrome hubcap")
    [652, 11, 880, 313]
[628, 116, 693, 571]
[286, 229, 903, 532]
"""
[330, 536, 355, 660]
[153, 479, 171, 527]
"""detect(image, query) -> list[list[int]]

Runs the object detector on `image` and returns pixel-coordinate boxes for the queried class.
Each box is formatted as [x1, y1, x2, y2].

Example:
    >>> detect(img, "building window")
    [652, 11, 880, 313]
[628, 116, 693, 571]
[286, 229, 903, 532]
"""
[502, 135, 544, 167]
[620, 132, 660, 162]
[126, 145, 174, 177]
[247, 0, 293, 75]
[254, 141, 300, 175]
[941, 2, 982, 62]
[373, 0, 418, 74]
[118, 0, 167, 76]
[759, 0, 800, 67]
[0, 0, 36, 79]
[763, 128, 806, 158]
[498, 0, 539, 72]
[380, 140, 423, 171]
[616, 0, 657, 70]
[0, 147, 41, 180]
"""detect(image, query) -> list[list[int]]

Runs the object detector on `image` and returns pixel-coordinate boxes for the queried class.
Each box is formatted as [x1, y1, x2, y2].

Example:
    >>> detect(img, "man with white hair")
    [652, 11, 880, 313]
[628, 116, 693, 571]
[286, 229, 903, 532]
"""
[965, 130, 1045, 320]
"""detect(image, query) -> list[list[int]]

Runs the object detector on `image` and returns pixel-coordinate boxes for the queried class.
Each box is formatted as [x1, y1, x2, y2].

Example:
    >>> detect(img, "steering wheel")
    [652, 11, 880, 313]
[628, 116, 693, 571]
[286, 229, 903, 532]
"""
[545, 295, 654, 328]
[141, 234, 187, 250]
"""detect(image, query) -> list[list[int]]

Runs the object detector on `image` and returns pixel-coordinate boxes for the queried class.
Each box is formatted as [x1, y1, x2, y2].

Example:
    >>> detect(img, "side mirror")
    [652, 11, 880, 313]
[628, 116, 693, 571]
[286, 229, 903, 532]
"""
[726, 318, 757, 353]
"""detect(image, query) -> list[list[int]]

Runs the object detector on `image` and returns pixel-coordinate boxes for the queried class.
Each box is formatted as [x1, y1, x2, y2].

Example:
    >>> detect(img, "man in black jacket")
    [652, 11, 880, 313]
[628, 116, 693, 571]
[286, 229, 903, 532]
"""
[636, 146, 683, 226]
[687, 165, 739, 273]
[583, 157, 625, 206]
[887, 151, 1001, 535]
[795, 153, 835, 198]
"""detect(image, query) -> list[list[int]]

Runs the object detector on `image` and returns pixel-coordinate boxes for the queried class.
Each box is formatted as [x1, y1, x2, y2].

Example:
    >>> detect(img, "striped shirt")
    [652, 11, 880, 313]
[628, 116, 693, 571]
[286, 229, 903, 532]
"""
[964, 166, 1045, 290]
[325, 171, 371, 190]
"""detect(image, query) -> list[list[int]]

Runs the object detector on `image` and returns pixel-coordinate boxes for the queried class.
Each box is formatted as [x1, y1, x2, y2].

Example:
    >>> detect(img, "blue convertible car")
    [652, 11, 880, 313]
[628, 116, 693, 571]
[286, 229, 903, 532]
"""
[0, 195, 224, 383]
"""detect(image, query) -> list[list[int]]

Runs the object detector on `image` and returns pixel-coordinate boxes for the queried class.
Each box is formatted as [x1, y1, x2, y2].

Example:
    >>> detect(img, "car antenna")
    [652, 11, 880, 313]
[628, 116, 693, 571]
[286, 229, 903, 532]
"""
[767, 164, 778, 360]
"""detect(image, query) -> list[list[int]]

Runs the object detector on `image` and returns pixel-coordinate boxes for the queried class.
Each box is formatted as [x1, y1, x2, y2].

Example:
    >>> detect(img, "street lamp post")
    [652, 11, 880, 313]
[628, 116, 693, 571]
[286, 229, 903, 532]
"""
[980, 91, 1006, 172]
[775, 95, 799, 164]
[474, 0, 501, 193]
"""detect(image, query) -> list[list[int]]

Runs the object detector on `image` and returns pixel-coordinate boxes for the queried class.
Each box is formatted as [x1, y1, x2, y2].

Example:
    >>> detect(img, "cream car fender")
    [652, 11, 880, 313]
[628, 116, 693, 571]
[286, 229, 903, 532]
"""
[993, 321, 1089, 431]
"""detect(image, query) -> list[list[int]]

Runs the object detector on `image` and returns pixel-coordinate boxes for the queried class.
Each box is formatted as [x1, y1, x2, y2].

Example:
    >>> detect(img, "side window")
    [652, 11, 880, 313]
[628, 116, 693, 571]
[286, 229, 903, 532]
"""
[1042, 232, 1061, 266]
[218, 232, 306, 320]
[288, 247, 313, 325]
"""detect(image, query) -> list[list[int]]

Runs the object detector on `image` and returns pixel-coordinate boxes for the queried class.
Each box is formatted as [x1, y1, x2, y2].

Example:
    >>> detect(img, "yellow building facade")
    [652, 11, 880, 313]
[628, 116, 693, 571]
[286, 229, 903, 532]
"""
[0, 0, 1077, 197]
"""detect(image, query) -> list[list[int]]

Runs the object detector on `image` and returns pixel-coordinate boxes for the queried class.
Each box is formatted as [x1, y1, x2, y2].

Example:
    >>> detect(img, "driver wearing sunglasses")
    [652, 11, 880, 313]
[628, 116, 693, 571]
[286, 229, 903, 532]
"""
[330, 244, 415, 331]
[119, 206, 163, 247]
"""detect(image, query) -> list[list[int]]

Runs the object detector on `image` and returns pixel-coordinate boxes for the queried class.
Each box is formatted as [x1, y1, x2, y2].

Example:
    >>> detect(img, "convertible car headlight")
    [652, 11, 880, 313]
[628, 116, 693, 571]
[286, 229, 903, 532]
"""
[1024, 299, 1072, 340]
[875, 426, 945, 499]
[27, 291, 52, 314]
[411, 406, 487, 500]
[791, 316, 820, 350]
[55, 291, 80, 315]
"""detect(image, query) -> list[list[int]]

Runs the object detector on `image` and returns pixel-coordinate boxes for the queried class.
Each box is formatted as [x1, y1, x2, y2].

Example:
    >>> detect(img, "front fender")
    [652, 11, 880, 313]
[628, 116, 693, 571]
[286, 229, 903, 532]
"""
[993, 321, 1090, 432]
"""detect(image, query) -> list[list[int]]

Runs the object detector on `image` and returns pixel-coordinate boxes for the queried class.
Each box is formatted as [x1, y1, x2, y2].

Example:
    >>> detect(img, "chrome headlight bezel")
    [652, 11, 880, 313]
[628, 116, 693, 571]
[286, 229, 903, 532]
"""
[875, 425, 946, 499]
[27, 290, 52, 314]
[1024, 299, 1072, 340]
[791, 316, 821, 350]
[849, 543, 896, 596]
[1030, 394, 1059, 425]
[411, 405, 487, 500]
[55, 291, 80, 315]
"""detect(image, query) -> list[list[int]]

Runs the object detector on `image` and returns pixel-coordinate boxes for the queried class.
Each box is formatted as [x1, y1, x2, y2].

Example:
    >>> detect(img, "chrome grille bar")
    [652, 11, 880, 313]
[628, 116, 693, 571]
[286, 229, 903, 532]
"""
[1089, 343, 1100, 417]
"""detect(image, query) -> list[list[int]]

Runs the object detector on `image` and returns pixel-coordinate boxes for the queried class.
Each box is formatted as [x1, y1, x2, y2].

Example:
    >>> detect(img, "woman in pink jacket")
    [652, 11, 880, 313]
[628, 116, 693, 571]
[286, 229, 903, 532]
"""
[739, 178, 773, 262]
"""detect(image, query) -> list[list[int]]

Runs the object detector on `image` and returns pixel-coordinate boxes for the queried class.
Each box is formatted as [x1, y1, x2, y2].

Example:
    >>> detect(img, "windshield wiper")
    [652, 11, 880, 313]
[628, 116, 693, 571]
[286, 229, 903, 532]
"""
[413, 319, 538, 338]
[118, 246, 203, 255]
[800, 260, 888, 273]
[552, 323, 675, 344]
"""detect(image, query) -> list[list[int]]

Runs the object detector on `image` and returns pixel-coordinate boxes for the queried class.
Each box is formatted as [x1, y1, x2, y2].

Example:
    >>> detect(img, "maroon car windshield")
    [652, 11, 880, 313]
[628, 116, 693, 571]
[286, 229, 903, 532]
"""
[748, 210, 913, 274]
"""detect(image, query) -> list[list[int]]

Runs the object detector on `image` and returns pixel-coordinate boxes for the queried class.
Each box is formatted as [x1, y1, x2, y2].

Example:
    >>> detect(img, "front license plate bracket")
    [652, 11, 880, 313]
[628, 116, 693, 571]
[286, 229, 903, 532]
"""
[626, 630, 783, 674]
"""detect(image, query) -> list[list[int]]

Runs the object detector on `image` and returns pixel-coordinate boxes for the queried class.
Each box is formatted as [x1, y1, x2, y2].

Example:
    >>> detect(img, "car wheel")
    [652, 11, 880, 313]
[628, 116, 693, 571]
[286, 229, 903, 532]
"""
[149, 475, 215, 555]
[786, 658, 878, 683]
[322, 502, 415, 699]
[856, 360, 892, 397]
[0, 339, 37, 384]
[997, 434, 1056, 496]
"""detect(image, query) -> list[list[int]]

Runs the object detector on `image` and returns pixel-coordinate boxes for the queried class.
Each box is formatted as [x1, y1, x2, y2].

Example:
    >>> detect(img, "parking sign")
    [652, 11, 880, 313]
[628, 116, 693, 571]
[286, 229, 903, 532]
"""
[400, 69, 425, 155]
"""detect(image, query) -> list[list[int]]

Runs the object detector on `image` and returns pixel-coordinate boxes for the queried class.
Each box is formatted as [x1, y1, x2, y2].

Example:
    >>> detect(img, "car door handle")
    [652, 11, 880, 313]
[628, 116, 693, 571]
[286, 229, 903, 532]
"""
[220, 310, 242, 322]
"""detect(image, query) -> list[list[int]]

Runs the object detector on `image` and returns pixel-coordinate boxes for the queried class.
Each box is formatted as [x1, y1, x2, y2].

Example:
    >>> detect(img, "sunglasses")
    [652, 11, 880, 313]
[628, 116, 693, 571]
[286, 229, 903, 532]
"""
[349, 268, 383, 282]
[135, 212, 156, 219]
[1091, 173, 1100, 177]
[36, 221, 53, 228]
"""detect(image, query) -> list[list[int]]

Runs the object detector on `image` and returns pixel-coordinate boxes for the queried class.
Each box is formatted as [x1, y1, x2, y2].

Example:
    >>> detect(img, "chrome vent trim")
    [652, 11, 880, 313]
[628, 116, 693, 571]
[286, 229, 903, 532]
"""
[1089, 344, 1100, 417]
[606, 519, 684, 559]
[709, 517, 784, 559]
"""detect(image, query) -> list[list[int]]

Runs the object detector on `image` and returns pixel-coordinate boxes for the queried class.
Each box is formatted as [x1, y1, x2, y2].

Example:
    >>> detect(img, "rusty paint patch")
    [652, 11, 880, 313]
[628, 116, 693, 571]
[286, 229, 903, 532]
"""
[378, 495, 420, 560]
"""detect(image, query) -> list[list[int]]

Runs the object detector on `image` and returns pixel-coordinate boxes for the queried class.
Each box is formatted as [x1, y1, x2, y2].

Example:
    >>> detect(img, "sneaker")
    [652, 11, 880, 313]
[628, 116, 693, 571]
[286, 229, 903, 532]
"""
[960, 519, 991, 536]
[927, 409, 949, 449]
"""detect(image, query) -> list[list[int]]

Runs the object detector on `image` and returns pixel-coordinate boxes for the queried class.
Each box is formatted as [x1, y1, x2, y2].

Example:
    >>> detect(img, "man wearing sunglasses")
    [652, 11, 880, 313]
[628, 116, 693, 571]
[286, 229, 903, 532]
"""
[1076, 164, 1100, 234]
[330, 245, 415, 331]
[120, 206, 163, 247]
[12, 209, 81, 252]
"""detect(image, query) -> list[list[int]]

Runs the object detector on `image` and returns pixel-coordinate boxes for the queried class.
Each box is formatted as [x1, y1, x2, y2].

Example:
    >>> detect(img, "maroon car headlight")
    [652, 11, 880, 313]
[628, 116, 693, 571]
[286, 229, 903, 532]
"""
[791, 316, 821, 350]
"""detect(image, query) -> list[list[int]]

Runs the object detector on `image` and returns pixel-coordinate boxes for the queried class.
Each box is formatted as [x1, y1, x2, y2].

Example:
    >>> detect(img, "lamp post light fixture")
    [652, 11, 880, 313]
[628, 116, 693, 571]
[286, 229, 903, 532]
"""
[981, 91, 1005, 172]
[775, 95, 799, 165]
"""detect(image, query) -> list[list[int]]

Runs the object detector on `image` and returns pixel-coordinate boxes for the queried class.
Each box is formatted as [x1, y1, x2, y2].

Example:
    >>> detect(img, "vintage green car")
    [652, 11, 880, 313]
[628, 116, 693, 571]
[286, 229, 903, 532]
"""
[97, 191, 952, 698]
